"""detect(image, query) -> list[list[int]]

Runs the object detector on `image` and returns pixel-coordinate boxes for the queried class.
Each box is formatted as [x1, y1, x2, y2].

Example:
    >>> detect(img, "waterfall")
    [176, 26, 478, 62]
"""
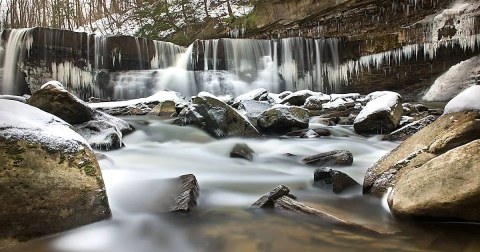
[1, 28, 33, 95]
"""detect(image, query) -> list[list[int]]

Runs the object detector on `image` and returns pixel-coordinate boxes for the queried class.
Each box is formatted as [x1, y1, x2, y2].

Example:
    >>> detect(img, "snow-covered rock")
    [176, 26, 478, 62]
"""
[444, 85, 480, 114]
[233, 88, 268, 105]
[27, 81, 134, 150]
[423, 56, 480, 102]
[0, 99, 111, 243]
[354, 91, 403, 134]
[304, 95, 331, 110]
[237, 100, 273, 126]
[280, 90, 318, 106]
[322, 98, 354, 111]
[89, 90, 187, 115]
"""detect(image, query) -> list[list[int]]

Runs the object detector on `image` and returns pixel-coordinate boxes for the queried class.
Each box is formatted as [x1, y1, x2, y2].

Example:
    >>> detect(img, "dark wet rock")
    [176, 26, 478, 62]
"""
[177, 93, 260, 138]
[383, 115, 436, 141]
[428, 108, 444, 116]
[338, 115, 355, 125]
[257, 105, 309, 134]
[27, 81, 95, 124]
[353, 91, 403, 134]
[280, 90, 317, 106]
[314, 168, 360, 193]
[303, 150, 353, 167]
[318, 110, 351, 119]
[167, 174, 200, 213]
[148, 100, 177, 116]
[74, 119, 125, 151]
[414, 104, 429, 112]
[364, 111, 480, 197]
[230, 143, 255, 161]
[286, 128, 331, 137]
[251, 185, 291, 208]
[278, 91, 293, 100]
[0, 100, 110, 245]
[390, 140, 480, 221]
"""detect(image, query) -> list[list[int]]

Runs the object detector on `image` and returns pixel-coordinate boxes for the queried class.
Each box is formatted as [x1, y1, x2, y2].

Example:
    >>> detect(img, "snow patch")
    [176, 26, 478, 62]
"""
[444, 85, 480, 114]
[89, 90, 186, 109]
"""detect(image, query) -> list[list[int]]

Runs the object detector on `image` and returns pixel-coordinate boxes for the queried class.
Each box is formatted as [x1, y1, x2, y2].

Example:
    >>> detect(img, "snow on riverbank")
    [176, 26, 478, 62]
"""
[0, 99, 89, 153]
[444, 85, 480, 114]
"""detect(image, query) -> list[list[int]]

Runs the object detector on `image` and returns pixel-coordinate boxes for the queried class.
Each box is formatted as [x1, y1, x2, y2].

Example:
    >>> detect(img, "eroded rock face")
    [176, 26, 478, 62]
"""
[354, 92, 403, 134]
[363, 111, 480, 197]
[390, 140, 480, 221]
[148, 100, 177, 116]
[0, 100, 110, 247]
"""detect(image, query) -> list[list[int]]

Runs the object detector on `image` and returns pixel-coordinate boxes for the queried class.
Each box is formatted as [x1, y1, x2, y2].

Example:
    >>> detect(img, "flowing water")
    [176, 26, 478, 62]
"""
[6, 117, 480, 252]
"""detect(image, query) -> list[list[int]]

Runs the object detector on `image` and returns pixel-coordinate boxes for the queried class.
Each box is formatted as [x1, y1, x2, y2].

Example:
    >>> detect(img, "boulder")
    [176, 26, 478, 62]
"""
[353, 91, 403, 134]
[26, 81, 95, 124]
[147, 100, 177, 116]
[322, 98, 354, 111]
[257, 105, 309, 134]
[363, 111, 480, 196]
[313, 168, 360, 193]
[237, 100, 273, 126]
[230, 143, 255, 161]
[178, 93, 260, 138]
[167, 174, 200, 213]
[303, 150, 353, 167]
[390, 140, 480, 221]
[303, 95, 329, 110]
[383, 115, 436, 141]
[0, 100, 110, 246]
[280, 90, 318, 106]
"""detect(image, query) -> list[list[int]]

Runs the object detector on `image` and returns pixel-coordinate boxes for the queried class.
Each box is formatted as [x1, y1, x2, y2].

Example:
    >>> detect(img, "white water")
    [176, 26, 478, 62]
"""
[1, 28, 32, 94]
[8, 117, 480, 252]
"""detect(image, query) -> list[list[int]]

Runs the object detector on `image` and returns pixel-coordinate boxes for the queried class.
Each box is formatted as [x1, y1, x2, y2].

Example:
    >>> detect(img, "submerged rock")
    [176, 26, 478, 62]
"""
[257, 105, 309, 134]
[364, 111, 480, 197]
[286, 128, 331, 138]
[0, 100, 110, 245]
[390, 140, 480, 221]
[314, 168, 360, 193]
[230, 143, 255, 161]
[354, 91, 403, 134]
[303, 150, 353, 167]
[383, 115, 436, 141]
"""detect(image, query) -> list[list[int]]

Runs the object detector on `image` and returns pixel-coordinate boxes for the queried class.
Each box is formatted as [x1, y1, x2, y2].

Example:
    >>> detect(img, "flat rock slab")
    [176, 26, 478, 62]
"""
[303, 150, 353, 167]
[390, 140, 480, 221]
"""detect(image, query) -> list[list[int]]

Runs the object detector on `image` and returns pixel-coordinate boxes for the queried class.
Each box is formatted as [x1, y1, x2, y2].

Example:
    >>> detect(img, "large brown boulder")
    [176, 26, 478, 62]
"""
[0, 100, 110, 249]
[364, 111, 480, 196]
[257, 105, 309, 134]
[27, 81, 95, 124]
[390, 140, 480, 221]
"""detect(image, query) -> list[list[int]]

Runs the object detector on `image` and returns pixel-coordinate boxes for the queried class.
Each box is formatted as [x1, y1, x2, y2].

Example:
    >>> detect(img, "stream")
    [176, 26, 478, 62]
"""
[7, 116, 480, 252]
